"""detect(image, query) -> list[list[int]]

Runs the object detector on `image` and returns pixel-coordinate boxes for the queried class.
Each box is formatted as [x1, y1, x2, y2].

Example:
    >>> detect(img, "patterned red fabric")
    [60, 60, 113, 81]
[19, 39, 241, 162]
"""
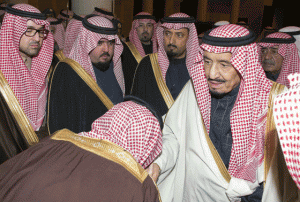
[156, 13, 200, 81]
[129, 12, 157, 58]
[279, 26, 300, 54]
[190, 24, 273, 182]
[259, 32, 300, 88]
[46, 17, 65, 49]
[92, 8, 114, 20]
[79, 101, 162, 169]
[274, 72, 300, 189]
[0, 4, 54, 131]
[63, 16, 85, 58]
[68, 16, 125, 94]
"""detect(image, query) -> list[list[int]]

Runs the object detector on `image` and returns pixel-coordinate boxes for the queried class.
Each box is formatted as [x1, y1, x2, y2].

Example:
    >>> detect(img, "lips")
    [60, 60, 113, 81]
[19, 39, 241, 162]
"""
[208, 80, 224, 88]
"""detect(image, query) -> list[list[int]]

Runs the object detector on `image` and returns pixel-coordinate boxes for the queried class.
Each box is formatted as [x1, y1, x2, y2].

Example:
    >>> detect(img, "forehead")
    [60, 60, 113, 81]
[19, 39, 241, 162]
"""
[164, 27, 189, 34]
[138, 19, 153, 25]
[27, 20, 44, 29]
[261, 45, 279, 49]
[204, 51, 232, 61]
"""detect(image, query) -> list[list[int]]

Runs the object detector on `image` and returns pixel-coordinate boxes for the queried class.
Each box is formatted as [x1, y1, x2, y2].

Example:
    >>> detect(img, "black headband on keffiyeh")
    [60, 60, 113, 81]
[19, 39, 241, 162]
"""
[94, 7, 114, 17]
[133, 15, 156, 21]
[161, 16, 195, 23]
[260, 36, 296, 44]
[59, 9, 71, 19]
[0, 6, 5, 10]
[202, 28, 256, 47]
[73, 13, 83, 21]
[82, 14, 118, 35]
[124, 96, 163, 130]
[42, 8, 56, 18]
[49, 18, 63, 25]
[6, 4, 46, 20]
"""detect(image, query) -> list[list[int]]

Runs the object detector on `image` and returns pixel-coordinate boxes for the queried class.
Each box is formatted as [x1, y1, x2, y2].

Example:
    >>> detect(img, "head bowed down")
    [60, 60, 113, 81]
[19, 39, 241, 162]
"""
[156, 13, 200, 81]
[259, 32, 300, 88]
[68, 14, 125, 94]
[0, 4, 54, 130]
[129, 12, 157, 58]
[79, 99, 163, 169]
[192, 24, 276, 183]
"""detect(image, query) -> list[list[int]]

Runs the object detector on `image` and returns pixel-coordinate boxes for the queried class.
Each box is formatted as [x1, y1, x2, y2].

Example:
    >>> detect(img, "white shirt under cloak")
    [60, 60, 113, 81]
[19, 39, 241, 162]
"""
[154, 80, 291, 202]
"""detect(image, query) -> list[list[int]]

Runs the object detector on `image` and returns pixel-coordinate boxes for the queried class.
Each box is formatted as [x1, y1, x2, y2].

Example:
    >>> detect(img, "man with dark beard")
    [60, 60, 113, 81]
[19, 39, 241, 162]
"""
[48, 15, 125, 134]
[130, 13, 200, 119]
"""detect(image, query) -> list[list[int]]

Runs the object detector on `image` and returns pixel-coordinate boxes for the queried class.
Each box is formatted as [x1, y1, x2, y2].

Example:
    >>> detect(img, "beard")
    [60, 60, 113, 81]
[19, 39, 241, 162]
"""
[209, 90, 227, 99]
[92, 60, 111, 72]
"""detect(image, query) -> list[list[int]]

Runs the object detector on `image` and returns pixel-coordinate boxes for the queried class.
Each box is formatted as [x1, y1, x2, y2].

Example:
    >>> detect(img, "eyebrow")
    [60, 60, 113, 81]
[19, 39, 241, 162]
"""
[219, 60, 231, 64]
[27, 26, 45, 30]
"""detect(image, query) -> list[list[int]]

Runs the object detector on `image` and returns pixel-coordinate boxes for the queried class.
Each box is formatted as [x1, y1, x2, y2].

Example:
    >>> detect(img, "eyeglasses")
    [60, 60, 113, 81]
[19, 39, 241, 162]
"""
[24, 28, 49, 38]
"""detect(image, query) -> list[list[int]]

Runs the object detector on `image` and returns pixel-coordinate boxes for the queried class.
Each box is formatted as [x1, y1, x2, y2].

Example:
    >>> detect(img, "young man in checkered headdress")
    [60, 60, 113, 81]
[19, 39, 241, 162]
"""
[48, 15, 127, 135]
[130, 13, 200, 119]
[120, 12, 158, 95]
[259, 32, 300, 88]
[0, 4, 54, 164]
[0, 100, 162, 201]
[147, 24, 299, 201]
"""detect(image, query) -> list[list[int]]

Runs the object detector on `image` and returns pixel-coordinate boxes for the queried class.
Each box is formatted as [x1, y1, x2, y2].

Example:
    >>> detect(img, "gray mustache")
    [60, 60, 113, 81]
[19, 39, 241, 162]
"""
[262, 59, 275, 65]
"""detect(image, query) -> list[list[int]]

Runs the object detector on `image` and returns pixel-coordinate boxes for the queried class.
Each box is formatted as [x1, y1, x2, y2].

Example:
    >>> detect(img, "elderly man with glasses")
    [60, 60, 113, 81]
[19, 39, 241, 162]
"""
[0, 4, 54, 164]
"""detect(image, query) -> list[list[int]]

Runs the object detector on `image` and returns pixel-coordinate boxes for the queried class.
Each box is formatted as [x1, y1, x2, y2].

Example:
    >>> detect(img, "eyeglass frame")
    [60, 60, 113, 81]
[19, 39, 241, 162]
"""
[23, 27, 49, 38]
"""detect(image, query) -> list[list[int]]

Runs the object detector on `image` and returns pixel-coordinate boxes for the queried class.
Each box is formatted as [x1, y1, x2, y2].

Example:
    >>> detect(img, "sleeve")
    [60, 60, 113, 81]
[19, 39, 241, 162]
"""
[142, 175, 161, 202]
[154, 120, 180, 175]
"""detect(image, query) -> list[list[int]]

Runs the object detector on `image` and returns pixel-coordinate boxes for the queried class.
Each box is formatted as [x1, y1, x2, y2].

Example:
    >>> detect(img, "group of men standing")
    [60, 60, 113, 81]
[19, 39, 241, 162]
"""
[0, 3, 300, 202]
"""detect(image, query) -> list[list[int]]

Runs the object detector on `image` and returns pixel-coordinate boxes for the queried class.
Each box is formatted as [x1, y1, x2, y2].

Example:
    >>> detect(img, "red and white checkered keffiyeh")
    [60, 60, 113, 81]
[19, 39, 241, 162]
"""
[63, 16, 85, 58]
[259, 32, 300, 88]
[68, 16, 125, 94]
[79, 101, 162, 169]
[47, 17, 65, 49]
[156, 13, 200, 81]
[92, 8, 114, 20]
[129, 12, 157, 58]
[279, 26, 300, 55]
[274, 72, 300, 189]
[190, 24, 273, 182]
[0, 4, 54, 131]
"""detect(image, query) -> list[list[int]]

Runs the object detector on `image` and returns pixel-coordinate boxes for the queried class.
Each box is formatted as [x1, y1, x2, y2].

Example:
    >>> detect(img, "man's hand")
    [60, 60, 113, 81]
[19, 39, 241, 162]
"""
[146, 163, 161, 183]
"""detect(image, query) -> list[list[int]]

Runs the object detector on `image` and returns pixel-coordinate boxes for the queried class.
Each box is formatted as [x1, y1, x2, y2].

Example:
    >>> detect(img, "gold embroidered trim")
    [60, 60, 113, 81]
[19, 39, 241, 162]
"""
[47, 59, 114, 135]
[61, 58, 114, 110]
[264, 81, 285, 182]
[125, 41, 143, 63]
[202, 116, 231, 183]
[149, 53, 174, 109]
[54, 49, 66, 61]
[51, 129, 149, 183]
[0, 70, 38, 146]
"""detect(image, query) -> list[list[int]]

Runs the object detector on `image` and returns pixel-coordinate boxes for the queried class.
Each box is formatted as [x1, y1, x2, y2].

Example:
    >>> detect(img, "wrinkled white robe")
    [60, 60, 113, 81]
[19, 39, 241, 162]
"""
[155, 80, 292, 202]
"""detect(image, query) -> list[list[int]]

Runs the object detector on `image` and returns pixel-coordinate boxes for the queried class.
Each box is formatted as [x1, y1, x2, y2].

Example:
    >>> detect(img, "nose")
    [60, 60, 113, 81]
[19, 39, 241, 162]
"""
[32, 31, 41, 41]
[208, 63, 220, 80]
[169, 33, 176, 45]
[102, 42, 109, 52]
[265, 49, 272, 60]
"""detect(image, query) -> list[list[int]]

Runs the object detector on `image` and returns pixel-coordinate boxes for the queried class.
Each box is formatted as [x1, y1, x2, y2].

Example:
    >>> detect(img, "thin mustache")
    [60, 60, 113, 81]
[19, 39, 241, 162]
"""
[208, 78, 226, 83]
[100, 53, 110, 57]
[168, 44, 177, 48]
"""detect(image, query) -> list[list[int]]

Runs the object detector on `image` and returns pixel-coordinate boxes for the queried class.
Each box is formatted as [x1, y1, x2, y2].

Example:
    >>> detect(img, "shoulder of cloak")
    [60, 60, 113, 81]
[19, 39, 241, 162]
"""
[47, 59, 113, 134]
[130, 54, 170, 118]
